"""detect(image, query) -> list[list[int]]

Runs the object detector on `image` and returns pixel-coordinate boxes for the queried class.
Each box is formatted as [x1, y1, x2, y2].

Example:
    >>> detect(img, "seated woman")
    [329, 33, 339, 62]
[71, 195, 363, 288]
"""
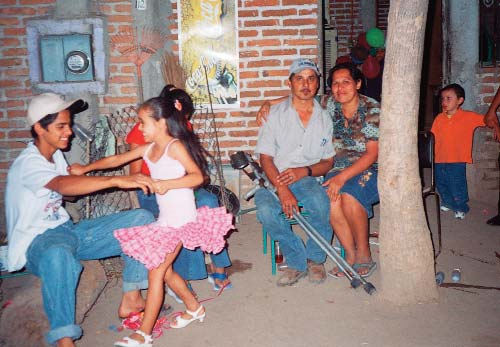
[256, 62, 379, 278]
[323, 63, 379, 278]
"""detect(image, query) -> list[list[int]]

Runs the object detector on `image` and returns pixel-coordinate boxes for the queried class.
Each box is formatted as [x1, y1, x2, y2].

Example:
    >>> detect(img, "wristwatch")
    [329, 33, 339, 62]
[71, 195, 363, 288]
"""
[306, 166, 312, 176]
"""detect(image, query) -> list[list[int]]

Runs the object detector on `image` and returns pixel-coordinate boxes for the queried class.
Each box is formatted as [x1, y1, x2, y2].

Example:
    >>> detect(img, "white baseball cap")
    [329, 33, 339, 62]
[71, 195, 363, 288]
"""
[27, 93, 88, 126]
[289, 58, 321, 78]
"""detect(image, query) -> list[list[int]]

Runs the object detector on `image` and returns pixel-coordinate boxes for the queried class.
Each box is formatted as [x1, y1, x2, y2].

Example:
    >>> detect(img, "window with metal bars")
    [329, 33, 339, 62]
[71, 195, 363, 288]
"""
[480, 0, 500, 67]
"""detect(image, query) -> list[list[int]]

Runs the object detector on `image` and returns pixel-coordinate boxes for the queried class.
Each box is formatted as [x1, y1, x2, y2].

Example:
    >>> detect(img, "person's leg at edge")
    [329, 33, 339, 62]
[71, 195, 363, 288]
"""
[74, 209, 154, 319]
[196, 187, 232, 287]
[487, 151, 500, 224]
[255, 187, 307, 273]
[26, 224, 82, 346]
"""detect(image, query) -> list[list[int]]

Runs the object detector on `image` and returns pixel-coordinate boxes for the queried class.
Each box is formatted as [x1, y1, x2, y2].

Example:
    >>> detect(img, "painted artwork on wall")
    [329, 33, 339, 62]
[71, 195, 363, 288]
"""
[178, 0, 239, 108]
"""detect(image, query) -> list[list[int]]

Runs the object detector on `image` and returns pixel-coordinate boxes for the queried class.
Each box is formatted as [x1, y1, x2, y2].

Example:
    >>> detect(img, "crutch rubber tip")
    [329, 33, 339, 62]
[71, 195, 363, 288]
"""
[350, 278, 362, 289]
[363, 282, 376, 295]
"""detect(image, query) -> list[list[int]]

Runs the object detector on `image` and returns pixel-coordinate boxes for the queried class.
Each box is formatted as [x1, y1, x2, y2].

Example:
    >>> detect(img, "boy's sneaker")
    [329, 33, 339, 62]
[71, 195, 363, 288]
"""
[440, 205, 451, 212]
[454, 211, 465, 219]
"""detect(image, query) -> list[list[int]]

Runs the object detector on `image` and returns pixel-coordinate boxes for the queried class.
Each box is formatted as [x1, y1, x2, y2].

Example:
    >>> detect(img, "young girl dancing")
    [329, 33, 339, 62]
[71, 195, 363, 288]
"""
[69, 96, 233, 346]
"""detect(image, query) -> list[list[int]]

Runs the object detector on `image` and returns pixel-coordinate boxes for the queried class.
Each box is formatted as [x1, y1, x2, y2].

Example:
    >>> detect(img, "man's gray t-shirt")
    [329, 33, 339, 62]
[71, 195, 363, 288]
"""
[256, 96, 334, 172]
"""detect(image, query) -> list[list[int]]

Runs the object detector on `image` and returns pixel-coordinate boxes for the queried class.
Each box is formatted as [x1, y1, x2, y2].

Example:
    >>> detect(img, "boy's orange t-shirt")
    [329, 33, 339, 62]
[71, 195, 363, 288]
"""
[430, 109, 485, 164]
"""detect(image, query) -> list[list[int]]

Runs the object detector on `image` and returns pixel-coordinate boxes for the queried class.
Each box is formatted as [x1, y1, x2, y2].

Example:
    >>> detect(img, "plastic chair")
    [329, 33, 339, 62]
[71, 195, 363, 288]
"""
[262, 208, 309, 275]
[418, 131, 442, 258]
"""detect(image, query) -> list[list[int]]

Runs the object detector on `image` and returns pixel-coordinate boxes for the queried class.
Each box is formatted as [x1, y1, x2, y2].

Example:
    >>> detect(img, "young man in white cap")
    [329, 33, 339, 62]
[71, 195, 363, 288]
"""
[5, 93, 155, 347]
[255, 58, 335, 286]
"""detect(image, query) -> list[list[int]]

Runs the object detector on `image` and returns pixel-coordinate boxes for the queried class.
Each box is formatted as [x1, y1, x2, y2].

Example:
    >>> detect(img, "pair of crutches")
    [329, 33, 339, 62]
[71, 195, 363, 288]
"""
[230, 151, 376, 295]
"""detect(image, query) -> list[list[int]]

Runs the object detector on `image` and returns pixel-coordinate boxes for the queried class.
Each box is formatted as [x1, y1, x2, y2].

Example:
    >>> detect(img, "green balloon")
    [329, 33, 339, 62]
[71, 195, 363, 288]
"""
[366, 28, 385, 48]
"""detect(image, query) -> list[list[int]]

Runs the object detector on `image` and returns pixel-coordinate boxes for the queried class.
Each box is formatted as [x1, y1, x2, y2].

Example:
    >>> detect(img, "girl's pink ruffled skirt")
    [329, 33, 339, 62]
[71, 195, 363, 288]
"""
[114, 206, 233, 270]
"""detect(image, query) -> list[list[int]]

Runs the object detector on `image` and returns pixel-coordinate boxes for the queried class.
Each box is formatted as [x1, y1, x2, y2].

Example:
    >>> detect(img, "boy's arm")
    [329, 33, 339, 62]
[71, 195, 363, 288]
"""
[69, 145, 145, 175]
[46, 173, 154, 196]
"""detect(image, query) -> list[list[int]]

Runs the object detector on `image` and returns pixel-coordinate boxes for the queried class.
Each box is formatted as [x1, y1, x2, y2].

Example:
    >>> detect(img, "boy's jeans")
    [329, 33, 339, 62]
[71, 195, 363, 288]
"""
[435, 163, 470, 213]
[26, 209, 154, 346]
[255, 176, 333, 272]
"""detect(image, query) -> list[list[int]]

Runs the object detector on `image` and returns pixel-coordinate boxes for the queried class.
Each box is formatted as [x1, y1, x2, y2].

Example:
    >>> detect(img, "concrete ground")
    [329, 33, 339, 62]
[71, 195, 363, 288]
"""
[75, 199, 500, 347]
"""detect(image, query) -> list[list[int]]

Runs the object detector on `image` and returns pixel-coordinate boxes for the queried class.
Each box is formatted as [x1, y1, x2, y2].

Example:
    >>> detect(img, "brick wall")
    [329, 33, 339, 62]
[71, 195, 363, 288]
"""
[0, 0, 321, 233]
[329, 0, 363, 57]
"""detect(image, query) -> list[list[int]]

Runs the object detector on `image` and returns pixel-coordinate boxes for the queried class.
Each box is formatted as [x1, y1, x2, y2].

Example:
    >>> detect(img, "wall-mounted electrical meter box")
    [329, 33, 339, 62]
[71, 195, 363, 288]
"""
[40, 34, 94, 83]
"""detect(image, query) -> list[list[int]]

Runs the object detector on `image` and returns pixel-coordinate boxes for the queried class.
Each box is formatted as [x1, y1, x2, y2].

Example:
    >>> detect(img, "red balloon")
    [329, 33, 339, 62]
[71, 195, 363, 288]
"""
[362, 55, 381, 79]
[335, 55, 352, 65]
[357, 32, 370, 50]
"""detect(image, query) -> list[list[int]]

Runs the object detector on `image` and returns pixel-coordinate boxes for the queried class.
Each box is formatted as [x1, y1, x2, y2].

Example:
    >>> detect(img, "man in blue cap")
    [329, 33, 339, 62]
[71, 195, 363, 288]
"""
[254, 58, 335, 286]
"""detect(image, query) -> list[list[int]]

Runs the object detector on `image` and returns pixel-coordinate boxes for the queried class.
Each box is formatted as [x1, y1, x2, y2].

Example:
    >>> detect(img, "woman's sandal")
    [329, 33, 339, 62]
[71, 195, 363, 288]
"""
[353, 261, 377, 278]
[114, 329, 153, 347]
[170, 305, 205, 329]
[207, 272, 233, 291]
[327, 266, 352, 279]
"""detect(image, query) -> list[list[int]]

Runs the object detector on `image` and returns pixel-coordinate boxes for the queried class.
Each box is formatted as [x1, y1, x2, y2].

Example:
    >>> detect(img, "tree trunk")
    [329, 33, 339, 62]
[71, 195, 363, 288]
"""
[378, 0, 438, 304]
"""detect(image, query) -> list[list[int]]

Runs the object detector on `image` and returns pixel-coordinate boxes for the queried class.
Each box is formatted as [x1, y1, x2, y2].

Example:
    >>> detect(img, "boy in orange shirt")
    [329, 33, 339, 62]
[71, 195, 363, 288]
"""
[431, 83, 500, 219]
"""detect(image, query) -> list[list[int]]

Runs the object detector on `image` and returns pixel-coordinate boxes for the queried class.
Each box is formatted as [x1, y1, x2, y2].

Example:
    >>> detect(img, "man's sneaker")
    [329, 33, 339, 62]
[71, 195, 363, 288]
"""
[307, 260, 326, 284]
[276, 268, 307, 287]
[454, 211, 465, 219]
[440, 205, 451, 212]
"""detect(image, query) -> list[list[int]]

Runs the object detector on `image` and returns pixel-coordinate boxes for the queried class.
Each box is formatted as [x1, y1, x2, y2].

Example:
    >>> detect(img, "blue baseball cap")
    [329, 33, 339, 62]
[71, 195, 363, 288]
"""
[289, 58, 320, 77]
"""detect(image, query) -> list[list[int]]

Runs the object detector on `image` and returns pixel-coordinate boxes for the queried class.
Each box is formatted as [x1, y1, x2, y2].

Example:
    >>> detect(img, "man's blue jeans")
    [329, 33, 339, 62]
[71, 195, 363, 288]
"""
[255, 176, 332, 272]
[136, 187, 231, 280]
[25, 209, 154, 346]
[435, 163, 470, 213]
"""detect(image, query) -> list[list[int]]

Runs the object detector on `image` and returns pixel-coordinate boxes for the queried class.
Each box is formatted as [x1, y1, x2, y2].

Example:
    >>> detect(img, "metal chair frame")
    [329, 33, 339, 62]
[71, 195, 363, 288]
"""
[419, 131, 442, 258]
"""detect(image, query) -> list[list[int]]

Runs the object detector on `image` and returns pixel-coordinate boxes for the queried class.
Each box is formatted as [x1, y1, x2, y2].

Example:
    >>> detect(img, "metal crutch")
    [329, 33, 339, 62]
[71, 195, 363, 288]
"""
[230, 151, 376, 295]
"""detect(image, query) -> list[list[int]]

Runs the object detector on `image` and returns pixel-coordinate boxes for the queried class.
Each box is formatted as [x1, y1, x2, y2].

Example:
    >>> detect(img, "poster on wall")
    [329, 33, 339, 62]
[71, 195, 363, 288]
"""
[177, 0, 239, 108]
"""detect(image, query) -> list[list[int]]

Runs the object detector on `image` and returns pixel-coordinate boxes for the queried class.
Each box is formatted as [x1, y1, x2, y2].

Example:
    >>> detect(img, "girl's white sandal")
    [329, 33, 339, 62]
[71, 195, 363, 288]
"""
[114, 329, 153, 347]
[170, 305, 205, 329]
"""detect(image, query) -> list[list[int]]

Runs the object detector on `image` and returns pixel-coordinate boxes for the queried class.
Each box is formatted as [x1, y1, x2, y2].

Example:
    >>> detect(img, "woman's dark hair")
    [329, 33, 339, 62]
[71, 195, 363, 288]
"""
[140, 97, 209, 176]
[159, 85, 195, 120]
[30, 112, 60, 139]
[327, 62, 365, 88]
